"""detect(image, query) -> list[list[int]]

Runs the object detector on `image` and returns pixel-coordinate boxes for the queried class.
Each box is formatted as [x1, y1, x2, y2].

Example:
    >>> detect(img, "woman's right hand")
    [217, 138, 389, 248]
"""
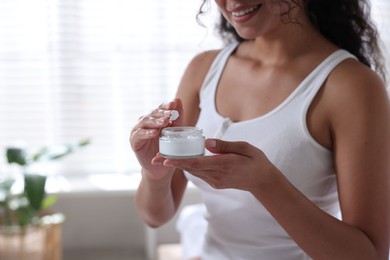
[130, 98, 184, 180]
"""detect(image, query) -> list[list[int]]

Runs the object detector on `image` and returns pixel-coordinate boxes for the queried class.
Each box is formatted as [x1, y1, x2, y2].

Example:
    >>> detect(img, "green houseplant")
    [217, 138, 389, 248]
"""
[0, 138, 90, 260]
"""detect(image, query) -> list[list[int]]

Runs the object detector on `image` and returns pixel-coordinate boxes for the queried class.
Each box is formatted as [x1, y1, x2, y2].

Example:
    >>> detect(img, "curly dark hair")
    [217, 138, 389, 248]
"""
[197, 0, 387, 82]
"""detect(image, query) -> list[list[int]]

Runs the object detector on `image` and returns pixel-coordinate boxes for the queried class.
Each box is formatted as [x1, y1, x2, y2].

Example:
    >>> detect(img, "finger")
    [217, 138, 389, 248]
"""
[183, 167, 225, 189]
[163, 154, 230, 171]
[151, 99, 184, 124]
[157, 98, 183, 112]
[150, 109, 173, 119]
[136, 114, 170, 130]
[130, 128, 159, 151]
[159, 99, 178, 110]
[205, 139, 252, 156]
[130, 99, 184, 150]
[151, 153, 169, 166]
[132, 128, 159, 139]
[151, 156, 165, 166]
[169, 98, 184, 126]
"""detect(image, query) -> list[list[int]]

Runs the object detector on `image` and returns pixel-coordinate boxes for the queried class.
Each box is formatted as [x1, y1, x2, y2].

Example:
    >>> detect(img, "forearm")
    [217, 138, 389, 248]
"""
[252, 169, 386, 260]
[135, 169, 176, 228]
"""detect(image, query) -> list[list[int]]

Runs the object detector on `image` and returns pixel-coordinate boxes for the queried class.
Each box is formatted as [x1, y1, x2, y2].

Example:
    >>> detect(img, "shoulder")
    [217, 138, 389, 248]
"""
[175, 48, 222, 125]
[182, 49, 221, 82]
[178, 48, 221, 96]
[178, 48, 222, 95]
[325, 57, 389, 121]
[322, 55, 390, 160]
[328, 57, 385, 93]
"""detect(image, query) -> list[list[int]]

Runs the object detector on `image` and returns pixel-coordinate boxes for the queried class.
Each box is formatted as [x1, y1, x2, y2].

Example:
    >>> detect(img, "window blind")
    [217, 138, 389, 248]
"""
[0, 0, 388, 177]
[0, 0, 222, 176]
[371, 0, 390, 83]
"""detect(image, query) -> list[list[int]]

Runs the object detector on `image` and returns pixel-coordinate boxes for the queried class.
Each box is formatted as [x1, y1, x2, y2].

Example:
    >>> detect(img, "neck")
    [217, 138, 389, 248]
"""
[246, 14, 334, 66]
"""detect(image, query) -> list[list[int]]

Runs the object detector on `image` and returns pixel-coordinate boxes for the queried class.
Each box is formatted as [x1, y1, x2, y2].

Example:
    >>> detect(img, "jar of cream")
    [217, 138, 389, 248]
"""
[159, 126, 205, 159]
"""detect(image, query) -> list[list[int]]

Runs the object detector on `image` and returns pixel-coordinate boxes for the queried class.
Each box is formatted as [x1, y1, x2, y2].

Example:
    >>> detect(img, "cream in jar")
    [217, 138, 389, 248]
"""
[159, 126, 205, 159]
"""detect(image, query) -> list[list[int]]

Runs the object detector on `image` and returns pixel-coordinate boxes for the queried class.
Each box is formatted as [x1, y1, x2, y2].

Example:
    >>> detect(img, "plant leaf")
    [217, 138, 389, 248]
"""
[17, 205, 36, 227]
[31, 138, 91, 162]
[41, 194, 58, 209]
[31, 147, 49, 162]
[6, 148, 27, 166]
[0, 178, 15, 193]
[46, 144, 73, 160]
[78, 138, 91, 147]
[24, 174, 46, 212]
[31, 145, 68, 162]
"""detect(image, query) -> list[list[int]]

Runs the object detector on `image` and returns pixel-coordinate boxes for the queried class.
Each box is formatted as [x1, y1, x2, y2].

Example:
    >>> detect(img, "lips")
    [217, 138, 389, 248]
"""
[231, 4, 261, 17]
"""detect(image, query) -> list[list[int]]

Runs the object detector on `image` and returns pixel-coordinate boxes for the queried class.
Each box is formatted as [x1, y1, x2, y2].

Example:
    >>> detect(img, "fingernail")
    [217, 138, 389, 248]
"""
[157, 118, 165, 124]
[152, 159, 163, 166]
[163, 161, 175, 167]
[206, 139, 216, 148]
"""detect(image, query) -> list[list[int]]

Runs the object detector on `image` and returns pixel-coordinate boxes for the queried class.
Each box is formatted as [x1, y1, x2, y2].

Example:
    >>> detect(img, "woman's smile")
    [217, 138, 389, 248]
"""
[229, 4, 262, 23]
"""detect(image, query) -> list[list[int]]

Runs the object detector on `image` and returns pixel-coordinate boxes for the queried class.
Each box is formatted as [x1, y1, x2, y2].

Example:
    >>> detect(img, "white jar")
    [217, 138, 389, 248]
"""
[159, 127, 205, 159]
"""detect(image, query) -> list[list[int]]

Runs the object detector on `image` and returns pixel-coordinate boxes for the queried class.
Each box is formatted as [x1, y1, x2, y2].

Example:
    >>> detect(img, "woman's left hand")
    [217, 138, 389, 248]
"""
[156, 138, 278, 192]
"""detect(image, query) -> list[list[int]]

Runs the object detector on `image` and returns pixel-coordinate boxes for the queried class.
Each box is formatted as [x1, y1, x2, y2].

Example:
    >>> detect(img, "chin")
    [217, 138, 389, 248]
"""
[235, 30, 260, 40]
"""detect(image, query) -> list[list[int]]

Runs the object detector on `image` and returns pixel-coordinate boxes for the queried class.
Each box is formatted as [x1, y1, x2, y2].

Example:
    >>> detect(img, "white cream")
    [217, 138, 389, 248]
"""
[169, 110, 179, 121]
[159, 126, 205, 159]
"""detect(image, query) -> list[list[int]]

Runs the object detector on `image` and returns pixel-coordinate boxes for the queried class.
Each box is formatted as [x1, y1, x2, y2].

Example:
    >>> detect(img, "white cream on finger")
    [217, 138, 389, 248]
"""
[169, 110, 179, 121]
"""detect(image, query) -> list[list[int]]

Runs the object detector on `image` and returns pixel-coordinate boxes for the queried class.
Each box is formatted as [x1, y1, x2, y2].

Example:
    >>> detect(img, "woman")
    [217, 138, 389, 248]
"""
[130, 0, 390, 259]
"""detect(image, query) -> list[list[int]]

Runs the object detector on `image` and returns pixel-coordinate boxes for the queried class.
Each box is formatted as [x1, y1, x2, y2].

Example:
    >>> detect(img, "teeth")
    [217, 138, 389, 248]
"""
[232, 5, 260, 17]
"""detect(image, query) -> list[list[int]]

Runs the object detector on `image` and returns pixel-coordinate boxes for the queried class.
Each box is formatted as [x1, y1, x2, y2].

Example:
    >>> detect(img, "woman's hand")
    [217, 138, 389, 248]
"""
[160, 138, 278, 192]
[130, 98, 184, 180]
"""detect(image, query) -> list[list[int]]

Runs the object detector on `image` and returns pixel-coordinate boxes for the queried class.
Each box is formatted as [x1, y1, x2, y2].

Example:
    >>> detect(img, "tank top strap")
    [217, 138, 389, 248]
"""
[298, 49, 357, 102]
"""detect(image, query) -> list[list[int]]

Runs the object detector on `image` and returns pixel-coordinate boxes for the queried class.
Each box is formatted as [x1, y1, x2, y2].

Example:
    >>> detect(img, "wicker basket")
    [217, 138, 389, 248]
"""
[0, 213, 63, 260]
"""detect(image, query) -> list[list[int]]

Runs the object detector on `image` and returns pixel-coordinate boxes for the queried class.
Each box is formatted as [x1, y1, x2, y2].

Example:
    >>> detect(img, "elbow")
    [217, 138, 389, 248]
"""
[144, 220, 164, 229]
[135, 202, 174, 228]
[138, 210, 172, 228]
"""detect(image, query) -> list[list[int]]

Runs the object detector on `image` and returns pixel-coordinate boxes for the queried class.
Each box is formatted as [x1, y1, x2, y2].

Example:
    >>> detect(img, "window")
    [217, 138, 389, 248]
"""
[0, 0, 388, 178]
[0, 0, 222, 177]
[371, 0, 390, 82]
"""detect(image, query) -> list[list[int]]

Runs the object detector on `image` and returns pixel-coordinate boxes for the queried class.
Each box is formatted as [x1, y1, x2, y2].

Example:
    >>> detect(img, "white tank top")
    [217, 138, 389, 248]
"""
[185, 42, 356, 260]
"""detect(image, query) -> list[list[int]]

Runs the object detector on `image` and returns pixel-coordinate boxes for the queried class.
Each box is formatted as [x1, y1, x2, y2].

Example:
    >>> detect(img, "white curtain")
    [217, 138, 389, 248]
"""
[0, 0, 222, 176]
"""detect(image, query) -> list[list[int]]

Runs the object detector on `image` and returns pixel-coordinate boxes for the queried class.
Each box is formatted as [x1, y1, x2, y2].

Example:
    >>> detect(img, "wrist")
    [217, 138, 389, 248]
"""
[141, 167, 174, 186]
[249, 163, 284, 195]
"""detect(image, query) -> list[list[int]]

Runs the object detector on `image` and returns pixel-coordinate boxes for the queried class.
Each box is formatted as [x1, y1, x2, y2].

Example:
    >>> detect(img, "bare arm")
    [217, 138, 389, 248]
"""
[131, 50, 219, 227]
[162, 61, 390, 258]
[135, 166, 187, 228]
[238, 62, 390, 259]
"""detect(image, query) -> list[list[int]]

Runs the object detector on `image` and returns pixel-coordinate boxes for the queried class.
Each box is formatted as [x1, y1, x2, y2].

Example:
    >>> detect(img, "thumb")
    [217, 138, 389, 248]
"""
[205, 138, 250, 156]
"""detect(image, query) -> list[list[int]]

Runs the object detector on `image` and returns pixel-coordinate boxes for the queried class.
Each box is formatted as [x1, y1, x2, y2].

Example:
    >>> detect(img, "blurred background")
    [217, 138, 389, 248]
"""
[0, 0, 388, 260]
